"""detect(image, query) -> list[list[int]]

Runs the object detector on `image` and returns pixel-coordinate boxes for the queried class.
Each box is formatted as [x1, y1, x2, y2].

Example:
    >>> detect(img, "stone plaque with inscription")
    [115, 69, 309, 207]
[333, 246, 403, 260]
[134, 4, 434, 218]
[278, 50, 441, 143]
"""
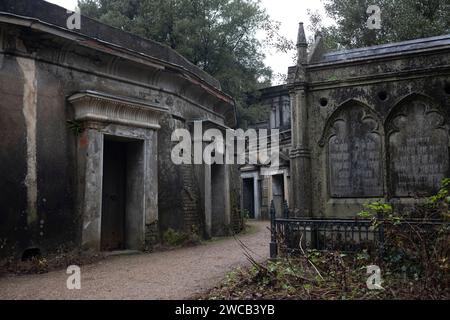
[327, 105, 384, 198]
[388, 99, 449, 197]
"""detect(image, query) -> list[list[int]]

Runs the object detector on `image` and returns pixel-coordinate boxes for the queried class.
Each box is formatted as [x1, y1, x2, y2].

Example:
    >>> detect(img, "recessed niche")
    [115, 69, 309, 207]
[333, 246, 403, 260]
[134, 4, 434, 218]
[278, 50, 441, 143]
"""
[378, 91, 388, 101]
[21, 247, 42, 261]
[445, 82, 450, 95]
[320, 98, 328, 107]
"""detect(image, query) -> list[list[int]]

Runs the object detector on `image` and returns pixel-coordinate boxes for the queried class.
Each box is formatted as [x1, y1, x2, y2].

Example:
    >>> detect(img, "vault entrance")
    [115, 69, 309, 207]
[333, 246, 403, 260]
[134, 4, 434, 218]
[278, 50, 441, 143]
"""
[243, 178, 255, 219]
[272, 174, 285, 217]
[101, 137, 144, 251]
[211, 164, 226, 236]
[101, 139, 127, 251]
[70, 91, 166, 252]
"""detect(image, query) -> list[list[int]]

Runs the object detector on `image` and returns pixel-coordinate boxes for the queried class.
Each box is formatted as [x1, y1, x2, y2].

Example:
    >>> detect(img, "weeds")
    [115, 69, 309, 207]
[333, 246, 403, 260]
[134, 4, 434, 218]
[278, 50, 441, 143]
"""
[162, 226, 202, 247]
[205, 179, 450, 300]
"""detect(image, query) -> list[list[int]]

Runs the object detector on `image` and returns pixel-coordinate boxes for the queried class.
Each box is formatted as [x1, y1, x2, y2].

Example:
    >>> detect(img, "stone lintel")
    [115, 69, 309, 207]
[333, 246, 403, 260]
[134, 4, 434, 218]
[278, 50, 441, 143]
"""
[68, 90, 168, 130]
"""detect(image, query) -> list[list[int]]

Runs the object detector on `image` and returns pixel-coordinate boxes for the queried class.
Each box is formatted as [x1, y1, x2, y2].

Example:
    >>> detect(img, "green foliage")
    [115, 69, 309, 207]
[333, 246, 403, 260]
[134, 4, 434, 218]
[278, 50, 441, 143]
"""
[360, 178, 450, 220]
[206, 180, 450, 300]
[206, 245, 449, 299]
[78, 0, 294, 127]
[162, 226, 202, 246]
[238, 102, 271, 129]
[308, 0, 450, 50]
[188, 225, 202, 245]
[241, 208, 251, 220]
[162, 228, 189, 246]
[66, 120, 84, 135]
[206, 252, 389, 300]
[428, 178, 450, 206]
[367, 179, 450, 292]
[34, 257, 48, 273]
[358, 201, 393, 224]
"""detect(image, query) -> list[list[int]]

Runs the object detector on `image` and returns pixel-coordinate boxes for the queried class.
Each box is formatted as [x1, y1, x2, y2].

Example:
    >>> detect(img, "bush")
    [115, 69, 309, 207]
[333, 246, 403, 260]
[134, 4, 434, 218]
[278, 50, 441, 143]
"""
[204, 179, 450, 300]
[359, 179, 450, 297]
[162, 228, 189, 246]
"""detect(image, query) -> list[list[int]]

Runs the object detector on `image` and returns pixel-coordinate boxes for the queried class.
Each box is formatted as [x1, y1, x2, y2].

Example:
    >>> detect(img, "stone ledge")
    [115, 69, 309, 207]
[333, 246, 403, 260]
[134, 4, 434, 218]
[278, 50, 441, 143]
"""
[68, 90, 168, 130]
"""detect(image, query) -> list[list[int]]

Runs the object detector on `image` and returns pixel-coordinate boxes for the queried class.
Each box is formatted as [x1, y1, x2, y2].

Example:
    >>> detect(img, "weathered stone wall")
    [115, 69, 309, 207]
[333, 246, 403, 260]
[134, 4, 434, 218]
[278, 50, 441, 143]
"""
[0, 36, 77, 258]
[0, 1, 237, 258]
[0, 49, 36, 258]
[229, 165, 244, 234]
[309, 78, 450, 217]
[289, 30, 450, 218]
[261, 177, 270, 219]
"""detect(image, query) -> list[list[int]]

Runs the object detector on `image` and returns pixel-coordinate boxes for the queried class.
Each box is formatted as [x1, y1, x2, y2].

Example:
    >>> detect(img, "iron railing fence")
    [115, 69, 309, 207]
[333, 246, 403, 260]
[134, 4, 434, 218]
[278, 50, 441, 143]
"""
[269, 201, 449, 258]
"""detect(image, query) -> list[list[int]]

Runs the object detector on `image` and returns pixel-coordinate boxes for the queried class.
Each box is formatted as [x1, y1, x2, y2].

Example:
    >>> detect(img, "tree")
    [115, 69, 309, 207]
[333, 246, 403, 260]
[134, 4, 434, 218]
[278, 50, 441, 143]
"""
[308, 0, 450, 50]
[78, 0, 294, 128]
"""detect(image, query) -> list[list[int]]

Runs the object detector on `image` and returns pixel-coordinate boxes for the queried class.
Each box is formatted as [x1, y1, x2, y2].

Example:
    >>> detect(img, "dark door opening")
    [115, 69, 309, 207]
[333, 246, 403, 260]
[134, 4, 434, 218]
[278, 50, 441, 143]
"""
[211, 164, 226, 236]
[272, 174, 285, 218]
[243, 178, 255, 219]
[101, 139, 127, 251]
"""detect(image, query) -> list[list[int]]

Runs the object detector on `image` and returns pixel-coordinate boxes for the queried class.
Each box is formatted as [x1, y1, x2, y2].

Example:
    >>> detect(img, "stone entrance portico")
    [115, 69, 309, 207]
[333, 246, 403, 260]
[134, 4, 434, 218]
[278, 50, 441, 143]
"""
[241, 166, 290, 220]
[240, 170, 261, 220]
[69, 91, 168, 251]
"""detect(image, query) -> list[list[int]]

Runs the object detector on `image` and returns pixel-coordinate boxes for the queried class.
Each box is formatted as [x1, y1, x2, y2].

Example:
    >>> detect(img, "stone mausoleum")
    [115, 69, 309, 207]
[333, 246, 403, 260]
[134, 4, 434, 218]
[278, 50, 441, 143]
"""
[1, 0, 450, 261]
[241, 23, 450, 219]
[241, 85, 292, 220]
[0, 0, 240, 259]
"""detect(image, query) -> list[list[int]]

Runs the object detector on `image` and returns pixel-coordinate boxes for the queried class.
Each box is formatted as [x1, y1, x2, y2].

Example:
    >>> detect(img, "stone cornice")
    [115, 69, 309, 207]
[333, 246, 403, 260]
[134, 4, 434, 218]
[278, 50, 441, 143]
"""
[308, 64, 450, 91]
[307, 42, 450, 70]
[2, 49, 227, 123]
[0, 11, 236, 126]
[68, 91, 168, 130]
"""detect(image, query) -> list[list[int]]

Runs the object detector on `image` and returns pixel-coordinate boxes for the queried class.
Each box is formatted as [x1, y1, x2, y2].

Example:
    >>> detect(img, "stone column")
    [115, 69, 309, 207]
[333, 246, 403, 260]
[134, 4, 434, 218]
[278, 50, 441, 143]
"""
[79, 128, 104, 250]
[290, 90, 312, 216]
[289, 23, 312, 217]
[253, 175, 261, 219]
[283, 169, 290, 206]
[224, 165, 231, 226]
[204, 163, 212, 238]
[144, 131, 158, 224]
[144, 131, 159, 246]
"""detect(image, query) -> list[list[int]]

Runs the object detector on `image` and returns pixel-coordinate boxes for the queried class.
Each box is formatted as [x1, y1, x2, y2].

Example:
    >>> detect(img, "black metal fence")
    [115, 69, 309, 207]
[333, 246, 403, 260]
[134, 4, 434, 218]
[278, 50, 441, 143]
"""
[269, 201, 448, 258]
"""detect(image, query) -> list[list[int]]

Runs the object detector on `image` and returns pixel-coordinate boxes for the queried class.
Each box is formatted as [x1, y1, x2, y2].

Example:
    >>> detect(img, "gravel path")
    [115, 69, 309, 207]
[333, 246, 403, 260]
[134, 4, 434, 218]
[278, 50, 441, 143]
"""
[0, 221, 269, 300]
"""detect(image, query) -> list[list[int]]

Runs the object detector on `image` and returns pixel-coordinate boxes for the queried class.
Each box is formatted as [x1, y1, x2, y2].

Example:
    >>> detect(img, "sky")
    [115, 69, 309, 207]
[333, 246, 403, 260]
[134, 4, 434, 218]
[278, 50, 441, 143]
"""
[259, 0, 332, 82]
[45, 0, 333, 84]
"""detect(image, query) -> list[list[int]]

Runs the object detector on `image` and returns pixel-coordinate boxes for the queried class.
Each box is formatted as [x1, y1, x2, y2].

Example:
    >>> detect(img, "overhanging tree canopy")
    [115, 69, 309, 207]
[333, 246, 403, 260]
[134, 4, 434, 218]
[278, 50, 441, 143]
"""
[78, 0, 294, 128]
[308, 0, 450, 50]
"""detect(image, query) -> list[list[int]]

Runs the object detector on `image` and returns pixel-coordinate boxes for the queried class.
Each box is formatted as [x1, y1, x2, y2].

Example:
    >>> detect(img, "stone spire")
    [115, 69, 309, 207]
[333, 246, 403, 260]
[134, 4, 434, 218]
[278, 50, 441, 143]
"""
[289, 22, 312, 217]
[297, 22, 308, 65]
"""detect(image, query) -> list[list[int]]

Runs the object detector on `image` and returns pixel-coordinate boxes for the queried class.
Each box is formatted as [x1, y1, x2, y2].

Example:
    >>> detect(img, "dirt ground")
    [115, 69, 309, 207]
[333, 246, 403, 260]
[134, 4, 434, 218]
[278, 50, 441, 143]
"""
[0, 221, 269, 300]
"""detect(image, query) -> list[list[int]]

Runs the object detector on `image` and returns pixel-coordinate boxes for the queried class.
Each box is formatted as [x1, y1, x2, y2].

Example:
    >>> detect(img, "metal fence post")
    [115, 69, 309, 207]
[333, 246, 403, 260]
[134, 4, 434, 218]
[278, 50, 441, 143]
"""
[377, 211, 385, 259]
[270, 200, 278, 259]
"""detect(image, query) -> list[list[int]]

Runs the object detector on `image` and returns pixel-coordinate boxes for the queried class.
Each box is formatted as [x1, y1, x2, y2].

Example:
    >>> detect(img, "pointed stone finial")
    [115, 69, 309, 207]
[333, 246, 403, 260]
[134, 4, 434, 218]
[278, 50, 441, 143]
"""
[297, 22, 308, 65]
[297, 22, 307, 47]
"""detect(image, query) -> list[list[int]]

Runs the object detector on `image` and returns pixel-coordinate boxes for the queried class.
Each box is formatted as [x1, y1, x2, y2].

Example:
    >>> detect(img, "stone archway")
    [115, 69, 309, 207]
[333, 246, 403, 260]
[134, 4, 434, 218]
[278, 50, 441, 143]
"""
[321, 101, 384, 198]
[386, 94, 450, 197]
